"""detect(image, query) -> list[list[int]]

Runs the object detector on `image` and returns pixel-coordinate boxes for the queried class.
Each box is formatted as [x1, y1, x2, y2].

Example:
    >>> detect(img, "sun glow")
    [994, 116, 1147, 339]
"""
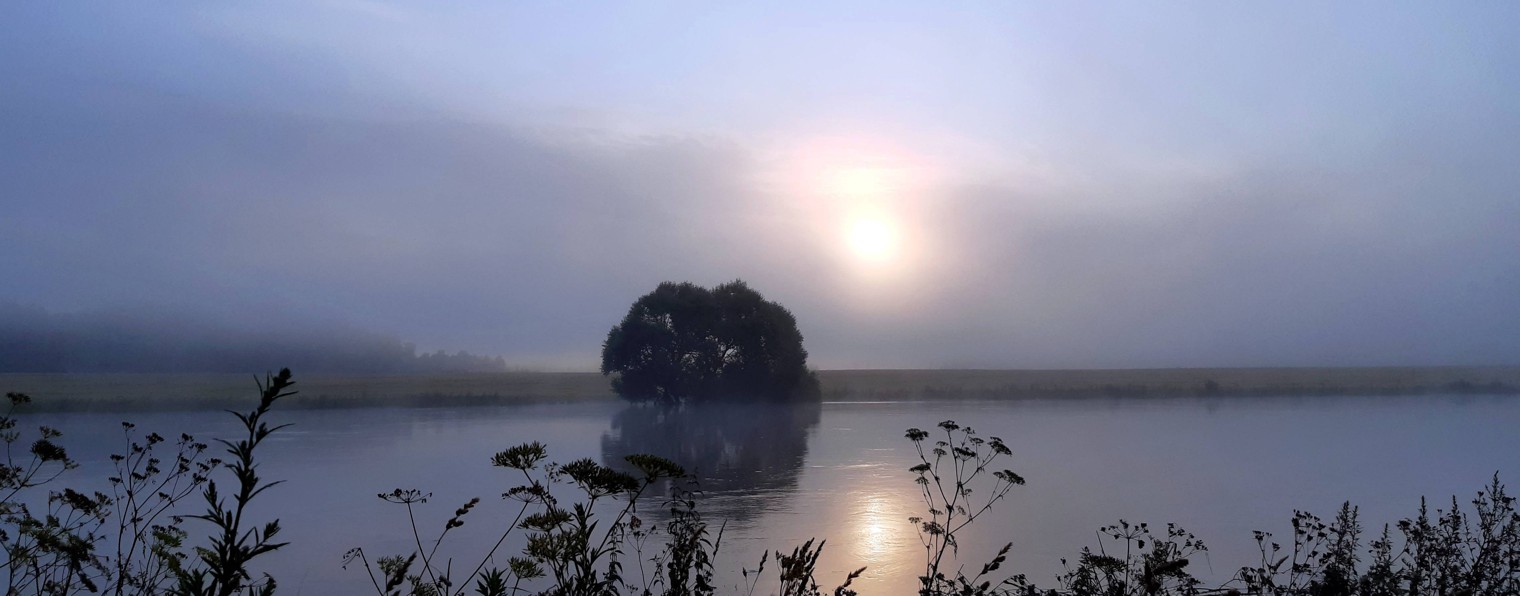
[826, 167, 902, 200]
[847, 217, 898, 262]
[761, 134, 945, 290]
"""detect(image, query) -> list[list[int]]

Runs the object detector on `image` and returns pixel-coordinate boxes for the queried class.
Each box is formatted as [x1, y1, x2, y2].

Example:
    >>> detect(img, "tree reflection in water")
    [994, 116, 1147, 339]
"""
[600, 400, 821, 525]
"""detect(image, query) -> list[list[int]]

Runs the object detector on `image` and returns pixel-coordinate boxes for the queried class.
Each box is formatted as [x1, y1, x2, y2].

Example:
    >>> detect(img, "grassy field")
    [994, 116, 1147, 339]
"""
[818, 366, 1520, 400]
[2, 366, 1517, 411]
[0, 371, 614, 411]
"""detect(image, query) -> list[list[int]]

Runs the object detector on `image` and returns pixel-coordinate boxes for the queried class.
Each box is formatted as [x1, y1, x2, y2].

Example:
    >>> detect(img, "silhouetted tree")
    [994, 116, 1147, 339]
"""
[600, 280, 819, 403]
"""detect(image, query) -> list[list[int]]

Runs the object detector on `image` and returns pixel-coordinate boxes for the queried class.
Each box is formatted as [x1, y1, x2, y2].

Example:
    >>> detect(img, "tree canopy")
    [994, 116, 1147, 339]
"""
[600, 280, 820, 403]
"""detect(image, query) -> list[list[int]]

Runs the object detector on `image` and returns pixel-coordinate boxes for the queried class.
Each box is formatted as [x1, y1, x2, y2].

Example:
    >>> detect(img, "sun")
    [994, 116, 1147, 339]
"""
[847, 218, 898, 262]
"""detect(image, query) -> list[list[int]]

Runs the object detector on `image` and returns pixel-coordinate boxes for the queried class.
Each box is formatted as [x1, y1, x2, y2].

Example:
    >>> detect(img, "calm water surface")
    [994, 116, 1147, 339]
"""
[31, 395, 1520, 594]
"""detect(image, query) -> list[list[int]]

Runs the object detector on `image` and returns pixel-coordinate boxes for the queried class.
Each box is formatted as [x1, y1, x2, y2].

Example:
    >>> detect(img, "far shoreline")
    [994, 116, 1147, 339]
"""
[2, 365, 1518, 412]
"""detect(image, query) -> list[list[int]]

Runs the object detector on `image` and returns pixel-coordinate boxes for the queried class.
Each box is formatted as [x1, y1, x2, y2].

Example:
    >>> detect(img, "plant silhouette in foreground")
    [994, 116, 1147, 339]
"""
[171, 368, 295, 596]
[1, 372, 289, 595]
[905, 420, 1029, 595]
[106, 422, 218, 594]
[349, 439, 877, 596]
[347, 444, 700, 596]
[0, 391, 214, 595]
[772, 539, 863, 596]
[0, 390, 108, 593]
[1044, 477, 1520, 596]
[1055, 521, 1209, 596]
[1219, 475, 1520, 596]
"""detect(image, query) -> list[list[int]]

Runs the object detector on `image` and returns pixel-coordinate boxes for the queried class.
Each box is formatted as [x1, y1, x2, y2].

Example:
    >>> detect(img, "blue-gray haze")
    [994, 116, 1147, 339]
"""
[3, 2, 1518, 370]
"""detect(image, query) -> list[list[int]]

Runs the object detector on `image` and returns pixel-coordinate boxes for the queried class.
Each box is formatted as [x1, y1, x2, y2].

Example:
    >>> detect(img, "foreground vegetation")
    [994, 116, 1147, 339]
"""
[3, 370, 1518, 595]
[1, 370, 296, 594]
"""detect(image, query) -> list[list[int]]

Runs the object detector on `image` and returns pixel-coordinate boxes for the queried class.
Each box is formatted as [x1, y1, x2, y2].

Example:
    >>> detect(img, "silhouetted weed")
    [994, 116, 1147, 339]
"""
[905, 420, 1028, 595]
[170, 368, 295, 596]
[1, 372, 290, 595]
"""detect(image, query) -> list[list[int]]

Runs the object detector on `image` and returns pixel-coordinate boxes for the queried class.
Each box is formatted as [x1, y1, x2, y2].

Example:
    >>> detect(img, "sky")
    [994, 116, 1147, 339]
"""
[3, 2, 1518, 370]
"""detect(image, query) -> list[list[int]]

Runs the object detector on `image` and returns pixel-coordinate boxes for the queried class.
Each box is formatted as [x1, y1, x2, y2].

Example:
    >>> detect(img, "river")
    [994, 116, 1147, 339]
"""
[18, 394, 1520, 594]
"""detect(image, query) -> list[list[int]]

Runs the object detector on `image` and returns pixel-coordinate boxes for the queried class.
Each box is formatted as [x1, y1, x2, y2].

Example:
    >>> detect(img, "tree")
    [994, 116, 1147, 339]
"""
[600, 280, 820, 403]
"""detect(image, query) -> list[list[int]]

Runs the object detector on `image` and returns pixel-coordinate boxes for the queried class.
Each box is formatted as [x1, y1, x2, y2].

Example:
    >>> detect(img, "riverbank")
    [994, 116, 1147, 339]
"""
[3, 366, 1518, 412]
[820, 366, 1520, 401]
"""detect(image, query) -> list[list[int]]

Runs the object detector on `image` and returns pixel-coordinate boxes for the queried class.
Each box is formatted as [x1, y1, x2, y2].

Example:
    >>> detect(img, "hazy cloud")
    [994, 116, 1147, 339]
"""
[3, 2, 1517, 370]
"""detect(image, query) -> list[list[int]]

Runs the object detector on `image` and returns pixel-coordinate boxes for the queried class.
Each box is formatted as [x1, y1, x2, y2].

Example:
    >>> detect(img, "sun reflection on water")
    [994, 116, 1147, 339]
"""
[846, 485, 917, 587]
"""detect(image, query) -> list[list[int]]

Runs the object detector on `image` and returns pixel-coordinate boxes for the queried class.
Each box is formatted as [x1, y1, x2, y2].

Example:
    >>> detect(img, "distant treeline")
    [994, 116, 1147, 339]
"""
[893, 379, 1520, 400]
[0, 303, 505, 374]
[818, 367, 1520, 401]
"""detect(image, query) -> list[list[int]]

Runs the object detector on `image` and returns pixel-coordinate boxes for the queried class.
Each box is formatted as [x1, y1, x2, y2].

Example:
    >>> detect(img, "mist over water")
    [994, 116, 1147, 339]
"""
[5, 4, 1519, 594]
[27, 395, 1520, 594]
